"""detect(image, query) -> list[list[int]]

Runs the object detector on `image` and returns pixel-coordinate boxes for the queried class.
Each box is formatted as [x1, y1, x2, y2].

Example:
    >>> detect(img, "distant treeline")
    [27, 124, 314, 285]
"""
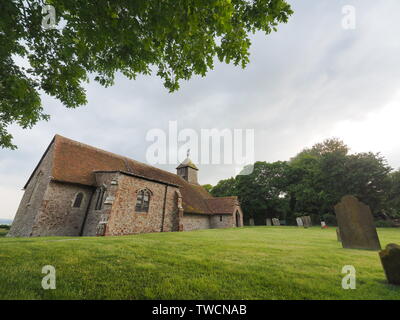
[0, 225, 11, 230]
[204, 138, 400, 226]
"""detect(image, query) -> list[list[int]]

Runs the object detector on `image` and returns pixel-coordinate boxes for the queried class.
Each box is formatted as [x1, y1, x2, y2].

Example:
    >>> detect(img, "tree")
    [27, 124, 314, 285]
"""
[236, 161, 291, 224]
[292, 138, 349, 160]
[386, 170, 400, 217]
[0, 0, 293, 148]
[343, 152, 391, 214]
[211, 177, 237, 197]
[289, 138, 349, 216]
[290, 140, 392, 217]
[202, 184, 213, 193]
[289, 152, 324, 217]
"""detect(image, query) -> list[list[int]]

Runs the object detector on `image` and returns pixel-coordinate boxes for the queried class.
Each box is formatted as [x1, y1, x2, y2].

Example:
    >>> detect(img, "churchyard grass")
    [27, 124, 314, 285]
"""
[0, 227, 399, 299]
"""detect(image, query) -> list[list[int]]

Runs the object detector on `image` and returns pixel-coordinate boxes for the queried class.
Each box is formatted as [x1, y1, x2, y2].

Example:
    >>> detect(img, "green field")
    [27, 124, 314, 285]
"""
[0, 227, 399, 300]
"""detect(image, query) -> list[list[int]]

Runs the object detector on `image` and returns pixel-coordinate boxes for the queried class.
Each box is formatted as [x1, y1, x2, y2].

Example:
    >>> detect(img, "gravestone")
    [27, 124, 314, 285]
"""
[321, 221, 327, 228]
[334, 195, 381, 250]
[296, 217, 303, 227]
[249, 218, 255, 226]
[301, 216, 312, 228]
[379, 243, 400, 285]
[336, 228, 341, 242]
[272, 218, 280, 226]
[266, 218, 272, 226]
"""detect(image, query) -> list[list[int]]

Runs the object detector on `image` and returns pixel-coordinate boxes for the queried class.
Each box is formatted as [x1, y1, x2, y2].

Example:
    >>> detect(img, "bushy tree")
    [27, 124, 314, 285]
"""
[211, 177, 237, 197]
[289, 139, 391, 216]
[386, 170, 400, 217]
[343, 152, 391, 214]
[213, 138, 396, 225]
[202, 184, 213, 193]
[236, 161, 291, 224]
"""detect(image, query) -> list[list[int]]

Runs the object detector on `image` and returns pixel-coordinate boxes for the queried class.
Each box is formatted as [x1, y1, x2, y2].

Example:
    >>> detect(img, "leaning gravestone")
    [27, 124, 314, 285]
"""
[334, 195, 381, 250]
[379, 243, 400, 285]
[272, 218, 280, 226]
[266, 218, 272, 226]
[296, 217, 303, 227]
[301, 216, 312, 228]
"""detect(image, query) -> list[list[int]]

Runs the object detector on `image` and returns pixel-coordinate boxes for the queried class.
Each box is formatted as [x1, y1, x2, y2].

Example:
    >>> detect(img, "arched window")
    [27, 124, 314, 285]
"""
[73, 192, 84, 208]
[135, 189, 151, 212]
[95, 187, 106, 210]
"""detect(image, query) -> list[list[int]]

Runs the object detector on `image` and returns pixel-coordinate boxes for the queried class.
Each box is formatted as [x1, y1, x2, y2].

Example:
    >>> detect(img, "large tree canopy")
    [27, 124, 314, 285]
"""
[210, 138, 397, 225]
[0, 0, 293, 148]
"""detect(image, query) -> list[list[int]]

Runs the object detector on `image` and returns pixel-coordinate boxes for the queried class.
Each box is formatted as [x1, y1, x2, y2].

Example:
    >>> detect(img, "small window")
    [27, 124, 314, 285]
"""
[135, 189, 150, 213]
[73, 192, 84, 208]
[95, 187, 106, 210]
[220, 215, 223, 222]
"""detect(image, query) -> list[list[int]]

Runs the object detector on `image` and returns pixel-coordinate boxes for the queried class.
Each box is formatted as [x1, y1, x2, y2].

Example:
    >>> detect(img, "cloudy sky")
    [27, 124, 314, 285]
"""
[1, 0, 400, 220]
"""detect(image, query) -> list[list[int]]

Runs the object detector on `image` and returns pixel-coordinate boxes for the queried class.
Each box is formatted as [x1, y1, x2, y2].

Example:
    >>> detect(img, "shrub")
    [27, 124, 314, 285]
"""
[375, 220, 394, 228]
[0, 224, 10, 230]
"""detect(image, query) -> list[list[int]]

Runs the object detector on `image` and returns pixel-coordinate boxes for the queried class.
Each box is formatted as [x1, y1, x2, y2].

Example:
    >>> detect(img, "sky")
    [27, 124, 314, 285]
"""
[1, 0, 400, 220]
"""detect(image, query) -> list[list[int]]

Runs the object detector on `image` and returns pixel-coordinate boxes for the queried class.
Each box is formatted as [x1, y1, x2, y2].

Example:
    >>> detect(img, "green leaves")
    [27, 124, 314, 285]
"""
[0, 0, 292, 148]
[212, 138, 397, 225]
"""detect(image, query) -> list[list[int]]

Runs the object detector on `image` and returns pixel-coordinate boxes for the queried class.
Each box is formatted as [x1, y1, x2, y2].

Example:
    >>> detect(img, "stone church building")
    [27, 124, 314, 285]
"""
[8, 135, 243, 237]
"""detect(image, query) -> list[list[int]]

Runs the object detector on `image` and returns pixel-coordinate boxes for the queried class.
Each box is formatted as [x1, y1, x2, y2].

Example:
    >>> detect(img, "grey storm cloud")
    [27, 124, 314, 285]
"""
[1, 0, 400, 219]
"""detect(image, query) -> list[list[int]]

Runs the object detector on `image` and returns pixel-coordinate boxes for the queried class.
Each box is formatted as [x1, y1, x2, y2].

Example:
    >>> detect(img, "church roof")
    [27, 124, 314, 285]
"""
[26, 135, 238, 215]
[206, 197, 240, 214]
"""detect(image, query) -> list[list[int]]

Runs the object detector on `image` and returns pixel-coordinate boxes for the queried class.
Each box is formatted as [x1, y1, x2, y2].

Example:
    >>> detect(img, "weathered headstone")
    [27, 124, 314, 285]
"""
[379, 243, 400, 285]
[266, 218, 272, 226]
[296, 217, 303, 227]
[301, 216, 312, 228]
[272, 218, 280, 226]
[321, 221, 327, 228]
[334, 195, 381, 250]
[249, 218, 255, 226]
[336, 228, 341, 242]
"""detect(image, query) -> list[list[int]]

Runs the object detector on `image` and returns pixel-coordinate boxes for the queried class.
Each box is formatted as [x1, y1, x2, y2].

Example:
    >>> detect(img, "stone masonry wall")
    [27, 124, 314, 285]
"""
[182, 213, 210, 231]
[210, 205, 244, 229]
[105, 173, 180, 236]
[210, 214, 234, 229]
[82, 172, 119, 236]
[31, 181, 94, 236]
[8, 144, 55, 237]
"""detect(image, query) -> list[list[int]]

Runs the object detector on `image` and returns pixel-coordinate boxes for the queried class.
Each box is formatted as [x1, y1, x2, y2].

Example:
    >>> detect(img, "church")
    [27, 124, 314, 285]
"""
[8, 135, 243, 237]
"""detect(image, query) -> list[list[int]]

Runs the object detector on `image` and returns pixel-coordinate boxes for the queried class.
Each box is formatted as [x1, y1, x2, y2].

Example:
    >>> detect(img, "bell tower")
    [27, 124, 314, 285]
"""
[176, 149, 199, 184]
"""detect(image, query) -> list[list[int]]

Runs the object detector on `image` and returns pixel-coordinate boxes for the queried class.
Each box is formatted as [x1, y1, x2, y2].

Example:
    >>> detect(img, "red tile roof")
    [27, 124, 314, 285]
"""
[27, 135, 238, 215]
[206, 197, 239, 214]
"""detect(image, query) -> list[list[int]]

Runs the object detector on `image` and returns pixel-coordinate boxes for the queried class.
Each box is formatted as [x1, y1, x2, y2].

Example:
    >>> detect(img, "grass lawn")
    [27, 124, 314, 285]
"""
[0, 226, 399, 300]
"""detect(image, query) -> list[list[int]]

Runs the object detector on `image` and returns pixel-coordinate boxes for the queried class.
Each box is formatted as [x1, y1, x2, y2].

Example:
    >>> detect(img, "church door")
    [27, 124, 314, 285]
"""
[235, 211, 241, 227]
